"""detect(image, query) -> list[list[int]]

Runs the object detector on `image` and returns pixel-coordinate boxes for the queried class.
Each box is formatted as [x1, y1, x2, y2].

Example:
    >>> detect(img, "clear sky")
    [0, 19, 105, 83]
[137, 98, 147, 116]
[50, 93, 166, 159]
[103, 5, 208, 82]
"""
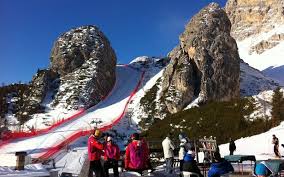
[0, 0, 227, 84]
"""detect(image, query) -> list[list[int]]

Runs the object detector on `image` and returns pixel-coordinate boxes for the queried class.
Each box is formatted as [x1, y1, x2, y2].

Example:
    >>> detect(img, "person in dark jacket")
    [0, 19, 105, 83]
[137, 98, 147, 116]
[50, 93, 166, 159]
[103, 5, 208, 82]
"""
[182, 148, 204, 177]
[208, 152, 234, 177]
[272, 134, 281, 158]
[229, 138, 236, 155]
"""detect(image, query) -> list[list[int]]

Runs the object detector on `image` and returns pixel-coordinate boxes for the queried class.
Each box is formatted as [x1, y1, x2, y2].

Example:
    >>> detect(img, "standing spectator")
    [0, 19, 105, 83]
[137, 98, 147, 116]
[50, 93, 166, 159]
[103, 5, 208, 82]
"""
[103, 136, 120, 177]
[208, 151, 234, 177]
[162, 133, 175, 175]
[179, 138, 187, 174]
[229, 138, 236, 155]
[125, 133, 148, 175]
[88, 129, 105, 177]
[272, 134, 281, 158]
[178, 133, 193, 175]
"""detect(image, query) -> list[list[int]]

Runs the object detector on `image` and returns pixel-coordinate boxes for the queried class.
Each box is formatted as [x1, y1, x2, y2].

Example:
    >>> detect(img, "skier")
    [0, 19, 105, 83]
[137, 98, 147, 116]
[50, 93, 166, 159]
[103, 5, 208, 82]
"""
[103, 136, 120, 177]
[162, 133, 175, 175]
[229, 138, 236, 155]
[272, 134, 281, 158]
[124, 133, 148, 175]
[88, 129, 105, 177]
[208, 151, 234, 177]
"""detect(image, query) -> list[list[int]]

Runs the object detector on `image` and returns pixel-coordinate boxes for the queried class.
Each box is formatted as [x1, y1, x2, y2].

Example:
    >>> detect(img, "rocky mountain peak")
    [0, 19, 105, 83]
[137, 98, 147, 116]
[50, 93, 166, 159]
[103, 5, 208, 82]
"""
[49, 25, 117, 109]
[50, 25, 116, 75]
[160, 2, 240, 113]
[1, 25, 117, 126]
[226, 0, 284, 41]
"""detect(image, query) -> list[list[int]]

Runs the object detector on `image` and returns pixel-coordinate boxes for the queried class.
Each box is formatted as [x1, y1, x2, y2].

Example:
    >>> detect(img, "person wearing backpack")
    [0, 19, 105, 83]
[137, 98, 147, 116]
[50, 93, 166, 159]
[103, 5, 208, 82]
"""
[162, 133, 175, 174]
[88, 129, 105, 177]
[124, 133, 147, 175]
[103, 136, 120, 177]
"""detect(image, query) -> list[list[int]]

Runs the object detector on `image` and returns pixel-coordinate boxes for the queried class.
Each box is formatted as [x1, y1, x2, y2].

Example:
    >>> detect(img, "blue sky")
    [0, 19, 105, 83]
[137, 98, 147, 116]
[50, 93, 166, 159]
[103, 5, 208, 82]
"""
[0, 0, 227, 84]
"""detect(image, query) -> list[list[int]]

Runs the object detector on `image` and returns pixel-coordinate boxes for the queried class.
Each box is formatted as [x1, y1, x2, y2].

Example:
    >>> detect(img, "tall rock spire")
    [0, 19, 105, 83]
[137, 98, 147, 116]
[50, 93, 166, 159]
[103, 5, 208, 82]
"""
[160, 3, 240, 113]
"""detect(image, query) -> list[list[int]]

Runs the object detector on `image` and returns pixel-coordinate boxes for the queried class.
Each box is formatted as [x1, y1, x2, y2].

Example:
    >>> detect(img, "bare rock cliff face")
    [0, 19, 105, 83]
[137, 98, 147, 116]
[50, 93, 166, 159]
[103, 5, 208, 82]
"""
[1, 25, 117, 126]
[160, 3, 240, 114]
[49, 26, 117, 108]
[19, 69, 58, 116]
[226, 0, 284, 41]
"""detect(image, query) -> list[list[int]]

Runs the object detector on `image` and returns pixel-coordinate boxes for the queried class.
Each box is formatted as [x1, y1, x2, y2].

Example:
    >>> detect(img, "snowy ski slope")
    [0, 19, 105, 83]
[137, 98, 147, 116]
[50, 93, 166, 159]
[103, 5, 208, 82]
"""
[0, 66, 142, 158]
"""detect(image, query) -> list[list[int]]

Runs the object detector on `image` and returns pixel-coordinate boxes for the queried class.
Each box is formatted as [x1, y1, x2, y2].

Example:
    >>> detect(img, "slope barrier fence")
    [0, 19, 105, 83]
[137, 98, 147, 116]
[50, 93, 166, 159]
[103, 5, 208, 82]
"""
[36, 70, 145, 161]
[0, 65, 132, 148]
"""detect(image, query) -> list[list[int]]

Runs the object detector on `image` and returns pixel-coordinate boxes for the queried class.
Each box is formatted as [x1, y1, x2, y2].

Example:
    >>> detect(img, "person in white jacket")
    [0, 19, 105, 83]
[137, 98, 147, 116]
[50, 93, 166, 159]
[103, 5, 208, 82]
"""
[178, 134, 194, 176]
[179, 138, 187, 173]
[162, 134, 175, 174]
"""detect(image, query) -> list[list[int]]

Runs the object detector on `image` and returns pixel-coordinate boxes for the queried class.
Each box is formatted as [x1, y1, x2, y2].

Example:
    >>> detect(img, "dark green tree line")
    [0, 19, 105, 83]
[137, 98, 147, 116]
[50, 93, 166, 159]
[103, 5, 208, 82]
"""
[271, 87, 284, 126]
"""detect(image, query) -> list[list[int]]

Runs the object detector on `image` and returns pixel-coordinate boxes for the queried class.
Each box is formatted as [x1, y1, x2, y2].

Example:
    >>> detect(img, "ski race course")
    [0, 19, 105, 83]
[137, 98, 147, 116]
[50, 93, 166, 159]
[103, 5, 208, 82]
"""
[0, 65, 144, 161]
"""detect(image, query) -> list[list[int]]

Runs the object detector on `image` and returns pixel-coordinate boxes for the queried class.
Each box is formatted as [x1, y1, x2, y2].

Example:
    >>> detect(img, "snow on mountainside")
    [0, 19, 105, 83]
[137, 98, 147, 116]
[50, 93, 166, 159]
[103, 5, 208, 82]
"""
[225, 0, 284, 85]
[237, 25, 284, 77]
[239, 59, 280, 120]
[219, 121, 284, 161]
[128, 56, 169, 124]
[240, 60, 278, 97]
[263, 65, 284, 86]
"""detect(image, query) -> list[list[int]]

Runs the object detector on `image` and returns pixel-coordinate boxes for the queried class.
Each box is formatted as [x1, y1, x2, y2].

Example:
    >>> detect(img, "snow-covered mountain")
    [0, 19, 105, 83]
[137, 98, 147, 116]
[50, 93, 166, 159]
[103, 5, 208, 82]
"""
[240, 60, 278, 97]
[1, 1, 284, 176]
[226, 0, 284, 85]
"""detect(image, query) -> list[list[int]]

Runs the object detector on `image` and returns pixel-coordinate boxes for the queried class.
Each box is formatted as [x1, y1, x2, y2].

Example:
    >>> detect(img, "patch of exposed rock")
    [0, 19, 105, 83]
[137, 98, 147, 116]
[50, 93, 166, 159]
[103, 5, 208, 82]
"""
[160, 3, 240, 113]
[1, 25, 117, 127]
[226, 0, 284, 41]
[50, 26, 117, 109]
[17, 69, 58, 120]
[249, 33, 284, 54]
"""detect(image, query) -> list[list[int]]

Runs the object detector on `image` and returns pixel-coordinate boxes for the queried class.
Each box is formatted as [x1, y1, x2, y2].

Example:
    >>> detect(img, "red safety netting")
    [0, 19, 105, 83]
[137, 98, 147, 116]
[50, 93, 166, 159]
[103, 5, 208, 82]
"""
[0, 109, 85, 148]
[0, 66, 121, 146]
[37, 70, 145, 161]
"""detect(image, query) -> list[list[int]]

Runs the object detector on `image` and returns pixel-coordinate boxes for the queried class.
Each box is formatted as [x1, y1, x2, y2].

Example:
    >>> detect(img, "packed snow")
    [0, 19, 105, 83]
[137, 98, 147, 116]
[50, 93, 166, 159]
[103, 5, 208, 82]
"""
[238, 25, 284, 85]
[0, 163, 49, 177]
[1, 56, 284, 176]
[240, 60, 278, 97]
[4, 93, 19, 130]
[0, 66, 141, 158]
[219, 122, 284, 161]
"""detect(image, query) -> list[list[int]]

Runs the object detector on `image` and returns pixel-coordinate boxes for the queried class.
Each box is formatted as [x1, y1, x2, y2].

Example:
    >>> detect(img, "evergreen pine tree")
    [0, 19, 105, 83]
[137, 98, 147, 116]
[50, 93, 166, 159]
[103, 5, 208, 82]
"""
[271, 87, 284, 126]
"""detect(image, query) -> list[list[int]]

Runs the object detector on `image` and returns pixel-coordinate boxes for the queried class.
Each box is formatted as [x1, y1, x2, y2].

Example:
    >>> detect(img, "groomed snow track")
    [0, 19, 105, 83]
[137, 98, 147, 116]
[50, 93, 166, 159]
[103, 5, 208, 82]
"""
[0, 65, 145, 162]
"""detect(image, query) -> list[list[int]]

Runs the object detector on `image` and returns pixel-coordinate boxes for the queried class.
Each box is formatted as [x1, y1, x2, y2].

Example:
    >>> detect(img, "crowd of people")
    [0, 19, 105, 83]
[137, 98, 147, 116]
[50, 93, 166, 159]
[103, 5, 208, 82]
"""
[87, 128, 282, 177]
[161, 133, 234, 177]
[87, 129, 153, 177]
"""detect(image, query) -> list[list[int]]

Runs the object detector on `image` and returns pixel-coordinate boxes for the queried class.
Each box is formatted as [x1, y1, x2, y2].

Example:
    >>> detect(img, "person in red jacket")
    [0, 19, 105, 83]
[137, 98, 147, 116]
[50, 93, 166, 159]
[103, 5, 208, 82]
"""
[124, 133, 148, 175]
[103, 136, 120, 177]
[88, 129, 104, 177]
